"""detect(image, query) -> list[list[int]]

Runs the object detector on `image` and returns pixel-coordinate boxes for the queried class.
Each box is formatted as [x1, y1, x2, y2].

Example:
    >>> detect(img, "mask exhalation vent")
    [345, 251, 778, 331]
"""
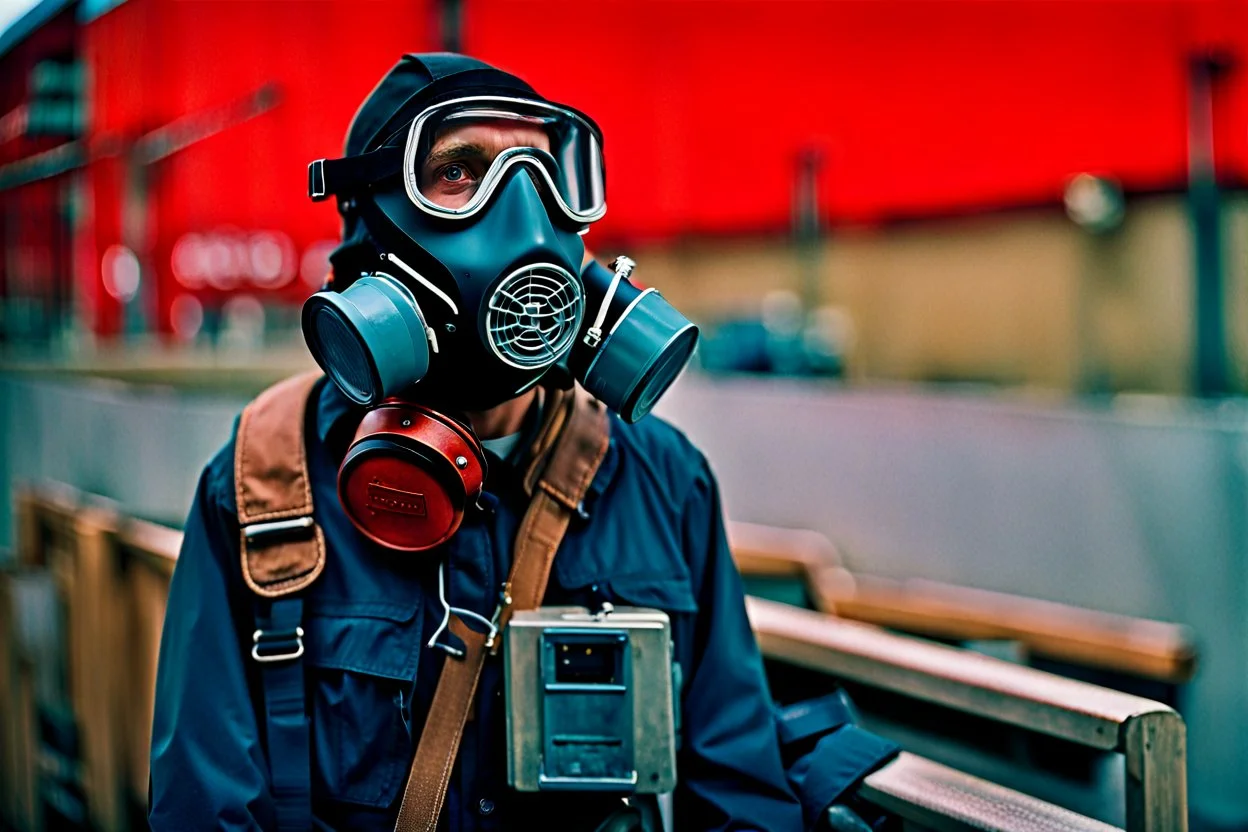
[485, 263, 584, 370]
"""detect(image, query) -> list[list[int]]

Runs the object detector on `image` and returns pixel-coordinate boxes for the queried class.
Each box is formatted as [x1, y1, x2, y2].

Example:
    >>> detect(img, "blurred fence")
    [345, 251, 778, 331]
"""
[1, 483, 1188, 831]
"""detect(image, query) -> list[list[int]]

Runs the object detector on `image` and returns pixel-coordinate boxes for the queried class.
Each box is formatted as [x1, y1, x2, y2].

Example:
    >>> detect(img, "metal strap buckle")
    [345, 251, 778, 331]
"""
[484, 582, 514, 654]
[308, 159, 327, 200]
[252, 626, 306, 663]
[243, 516, 315, 547]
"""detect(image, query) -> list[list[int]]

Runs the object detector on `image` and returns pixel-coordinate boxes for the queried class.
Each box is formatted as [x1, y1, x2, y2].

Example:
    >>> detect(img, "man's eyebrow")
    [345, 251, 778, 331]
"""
[424, 141, 490, 166]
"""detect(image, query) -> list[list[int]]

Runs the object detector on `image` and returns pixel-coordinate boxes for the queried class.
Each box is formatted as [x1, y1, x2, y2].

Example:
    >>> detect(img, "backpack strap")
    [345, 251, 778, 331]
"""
[233, 370, 325, 832]
[235, 371, 327, 598]
[392, 385, 611, 832]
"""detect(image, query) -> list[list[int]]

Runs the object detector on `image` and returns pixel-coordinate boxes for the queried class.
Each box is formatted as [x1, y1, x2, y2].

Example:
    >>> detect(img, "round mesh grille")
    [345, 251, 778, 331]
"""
[485, 264, 584, 369]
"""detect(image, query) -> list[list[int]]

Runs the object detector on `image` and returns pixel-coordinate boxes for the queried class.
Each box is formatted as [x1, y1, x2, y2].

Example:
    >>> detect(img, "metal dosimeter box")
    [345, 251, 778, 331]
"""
[505, 606, 677, 794]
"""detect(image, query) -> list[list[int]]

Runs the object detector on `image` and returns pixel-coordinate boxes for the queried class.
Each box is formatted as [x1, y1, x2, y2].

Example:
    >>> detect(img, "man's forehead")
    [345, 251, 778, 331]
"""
[430, 118, 551, 152]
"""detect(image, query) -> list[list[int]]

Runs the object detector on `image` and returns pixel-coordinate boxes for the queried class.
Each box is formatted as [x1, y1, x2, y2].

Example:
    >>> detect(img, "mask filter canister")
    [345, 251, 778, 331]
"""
[571, 258, 699, 423]
[302, 273, 433, 407]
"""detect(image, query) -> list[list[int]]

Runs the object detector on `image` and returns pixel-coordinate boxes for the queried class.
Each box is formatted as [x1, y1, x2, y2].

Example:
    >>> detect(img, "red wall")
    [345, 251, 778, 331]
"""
[466, 0, 1248, 240]
[0, 3, 79, 336]
[78, 0, 1248, 336]
[83, 0, 438, 334]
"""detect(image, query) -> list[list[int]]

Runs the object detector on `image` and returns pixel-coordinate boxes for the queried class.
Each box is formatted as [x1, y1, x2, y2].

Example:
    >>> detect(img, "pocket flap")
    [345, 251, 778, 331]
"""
[305, 599, 422, 680]
[309, 599, 419, 622]
[606, 574, 698, 614]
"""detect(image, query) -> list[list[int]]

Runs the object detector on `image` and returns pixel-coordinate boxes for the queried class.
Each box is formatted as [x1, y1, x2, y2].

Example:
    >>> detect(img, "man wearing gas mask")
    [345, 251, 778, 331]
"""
[150, 54, 892, 832]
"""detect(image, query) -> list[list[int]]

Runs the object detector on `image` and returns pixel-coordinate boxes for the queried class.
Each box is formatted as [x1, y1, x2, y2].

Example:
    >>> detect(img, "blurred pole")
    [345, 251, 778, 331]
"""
[439, 0, 464, 53]
[1065, 173, 1126, 395]
[793, 147, 824, 315]
[1187, 54, 1230, 397]
[121, 151, 151, 336]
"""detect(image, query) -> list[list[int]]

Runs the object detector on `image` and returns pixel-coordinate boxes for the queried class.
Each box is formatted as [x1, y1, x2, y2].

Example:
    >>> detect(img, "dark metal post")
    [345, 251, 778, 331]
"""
[793, 147, 824, 314]
[440, 0, 464, 53]
[1187, 54, 1231, 397]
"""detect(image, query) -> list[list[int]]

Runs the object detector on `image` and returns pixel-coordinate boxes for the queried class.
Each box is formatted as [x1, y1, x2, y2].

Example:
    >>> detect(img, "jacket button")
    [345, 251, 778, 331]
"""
[478, 798, 495, 815]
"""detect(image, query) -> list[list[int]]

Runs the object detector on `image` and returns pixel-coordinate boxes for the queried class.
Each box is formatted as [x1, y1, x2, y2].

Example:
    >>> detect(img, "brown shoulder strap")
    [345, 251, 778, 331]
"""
[234, 371, 327, 598]
[393, 386, 611, 832]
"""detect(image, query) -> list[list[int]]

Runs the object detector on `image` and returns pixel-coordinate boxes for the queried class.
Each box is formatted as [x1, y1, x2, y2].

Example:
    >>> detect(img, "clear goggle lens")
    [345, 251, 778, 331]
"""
[400, 96, 605, 223]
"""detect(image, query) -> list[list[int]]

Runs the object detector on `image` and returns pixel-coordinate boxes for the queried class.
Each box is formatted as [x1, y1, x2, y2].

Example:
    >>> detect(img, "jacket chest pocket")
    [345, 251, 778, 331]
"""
[553, 551, 700, 626]
[304, 600, 422, 808]
[554, 519, 700, 618]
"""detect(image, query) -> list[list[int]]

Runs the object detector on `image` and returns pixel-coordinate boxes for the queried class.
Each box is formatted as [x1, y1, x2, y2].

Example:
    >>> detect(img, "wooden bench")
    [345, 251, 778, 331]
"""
[0, 486, 1188, 832]
[114, 515, 180, 817]
[728, 521, 1197, 684]
[748, 597, 1187, 832]
[861, 752, 1121, 832]
[10, 485, 184, 831]
[0, 566, 42, 831]
[14, 485, 129, 832]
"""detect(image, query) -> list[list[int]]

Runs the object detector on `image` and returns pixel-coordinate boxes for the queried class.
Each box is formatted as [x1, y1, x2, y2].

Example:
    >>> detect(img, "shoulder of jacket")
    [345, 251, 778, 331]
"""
[611, 409, 703, 460]
[200, 372, 325, 519]
[199, 423, 241, 518]
[607, 410, 712, 494]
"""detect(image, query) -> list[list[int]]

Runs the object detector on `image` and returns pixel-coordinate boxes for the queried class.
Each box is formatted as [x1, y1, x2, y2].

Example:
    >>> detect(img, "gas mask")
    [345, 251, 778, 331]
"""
[300, 54, 698, 551]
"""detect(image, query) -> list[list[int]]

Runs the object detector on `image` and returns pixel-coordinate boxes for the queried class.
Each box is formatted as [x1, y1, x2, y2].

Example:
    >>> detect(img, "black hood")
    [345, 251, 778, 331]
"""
[345, 53, 544, 157]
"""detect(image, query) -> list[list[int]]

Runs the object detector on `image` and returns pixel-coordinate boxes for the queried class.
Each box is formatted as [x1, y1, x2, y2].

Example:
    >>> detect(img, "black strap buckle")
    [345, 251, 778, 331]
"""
[308, 159, 328, 201]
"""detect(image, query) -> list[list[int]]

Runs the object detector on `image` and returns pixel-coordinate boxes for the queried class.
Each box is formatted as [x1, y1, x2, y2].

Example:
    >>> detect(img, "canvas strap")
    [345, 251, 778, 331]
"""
[234, 370, 327, 832]
[392, 385, 611, 832]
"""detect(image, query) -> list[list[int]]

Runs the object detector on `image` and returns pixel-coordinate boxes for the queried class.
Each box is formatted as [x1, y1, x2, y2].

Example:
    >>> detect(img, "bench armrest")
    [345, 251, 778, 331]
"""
[747, 597, 1187, 832]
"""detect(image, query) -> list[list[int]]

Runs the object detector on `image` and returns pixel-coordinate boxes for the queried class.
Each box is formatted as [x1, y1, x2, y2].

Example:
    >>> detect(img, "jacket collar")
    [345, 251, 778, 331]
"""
[315, 377, 619, 502]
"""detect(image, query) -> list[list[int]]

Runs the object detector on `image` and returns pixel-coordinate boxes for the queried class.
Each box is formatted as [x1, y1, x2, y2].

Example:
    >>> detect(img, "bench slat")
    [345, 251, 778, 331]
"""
[820, 573, 1195, 683]
[861, 752, 1122, 832]
[727, 521, 1196, 684]
[747, 596, 1172, 750]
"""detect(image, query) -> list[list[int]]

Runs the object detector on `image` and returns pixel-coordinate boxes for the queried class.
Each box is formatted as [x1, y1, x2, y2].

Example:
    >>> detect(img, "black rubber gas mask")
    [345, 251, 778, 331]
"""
[305, 90, 600, 411]
[299, 54, 698, 550]
[310, 162, 588, 412]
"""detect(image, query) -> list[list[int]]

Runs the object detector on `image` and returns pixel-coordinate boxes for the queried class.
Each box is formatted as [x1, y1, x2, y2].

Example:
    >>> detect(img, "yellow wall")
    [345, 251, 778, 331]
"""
[627, 194, 1247, 395]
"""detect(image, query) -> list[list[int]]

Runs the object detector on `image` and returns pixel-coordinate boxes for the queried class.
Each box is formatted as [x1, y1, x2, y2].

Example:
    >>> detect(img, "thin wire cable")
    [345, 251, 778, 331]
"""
[426, 560, 498, 650]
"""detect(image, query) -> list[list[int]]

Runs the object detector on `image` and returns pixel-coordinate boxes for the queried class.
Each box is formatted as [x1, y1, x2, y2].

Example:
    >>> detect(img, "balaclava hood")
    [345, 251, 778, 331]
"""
[329, 53, 552, 282]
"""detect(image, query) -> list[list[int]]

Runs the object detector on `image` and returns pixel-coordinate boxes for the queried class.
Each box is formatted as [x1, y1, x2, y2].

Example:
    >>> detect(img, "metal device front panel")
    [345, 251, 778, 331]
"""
[505, 607, 677, 794]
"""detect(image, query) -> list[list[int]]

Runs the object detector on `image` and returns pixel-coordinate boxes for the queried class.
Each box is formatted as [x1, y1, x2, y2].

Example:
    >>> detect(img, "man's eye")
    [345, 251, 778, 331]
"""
[442, 164, 469, 183]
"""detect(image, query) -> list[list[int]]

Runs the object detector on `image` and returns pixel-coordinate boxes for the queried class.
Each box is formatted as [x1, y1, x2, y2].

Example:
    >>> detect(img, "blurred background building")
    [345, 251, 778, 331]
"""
[0, 0, 1246, 394]
[1, 1, 1247, 830]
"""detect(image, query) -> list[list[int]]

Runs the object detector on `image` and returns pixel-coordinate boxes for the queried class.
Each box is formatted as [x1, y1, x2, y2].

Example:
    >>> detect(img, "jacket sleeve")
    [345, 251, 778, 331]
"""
[674, 457, 805, 832]
[149, 448, 276, 831]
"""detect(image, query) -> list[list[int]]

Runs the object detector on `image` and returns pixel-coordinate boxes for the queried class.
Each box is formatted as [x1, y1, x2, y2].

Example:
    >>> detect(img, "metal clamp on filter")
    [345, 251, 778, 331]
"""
[583, 256, 635, 349]
[504, 605, 678, 794]
[571, 258, 700, 424]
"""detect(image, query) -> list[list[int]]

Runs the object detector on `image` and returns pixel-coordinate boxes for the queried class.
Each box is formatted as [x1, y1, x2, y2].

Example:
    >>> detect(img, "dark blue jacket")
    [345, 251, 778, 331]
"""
[149, 379, 804, 831]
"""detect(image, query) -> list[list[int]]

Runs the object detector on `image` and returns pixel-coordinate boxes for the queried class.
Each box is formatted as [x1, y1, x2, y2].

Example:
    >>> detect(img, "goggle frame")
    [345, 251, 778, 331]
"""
[399, 95, 607, 225]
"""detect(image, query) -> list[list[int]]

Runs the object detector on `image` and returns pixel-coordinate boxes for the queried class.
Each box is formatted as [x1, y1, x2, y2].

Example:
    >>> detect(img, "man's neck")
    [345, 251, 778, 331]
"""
[464, 388, 537, 439]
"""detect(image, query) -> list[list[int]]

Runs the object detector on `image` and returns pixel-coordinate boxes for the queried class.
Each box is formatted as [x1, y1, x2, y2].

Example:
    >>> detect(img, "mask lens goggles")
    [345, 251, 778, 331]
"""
[308, 96, 605, 225]
[401, 96, 605, 223]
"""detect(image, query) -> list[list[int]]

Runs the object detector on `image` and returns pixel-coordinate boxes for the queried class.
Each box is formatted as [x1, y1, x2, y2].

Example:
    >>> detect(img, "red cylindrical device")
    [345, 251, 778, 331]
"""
[337, 401, 486, 552]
